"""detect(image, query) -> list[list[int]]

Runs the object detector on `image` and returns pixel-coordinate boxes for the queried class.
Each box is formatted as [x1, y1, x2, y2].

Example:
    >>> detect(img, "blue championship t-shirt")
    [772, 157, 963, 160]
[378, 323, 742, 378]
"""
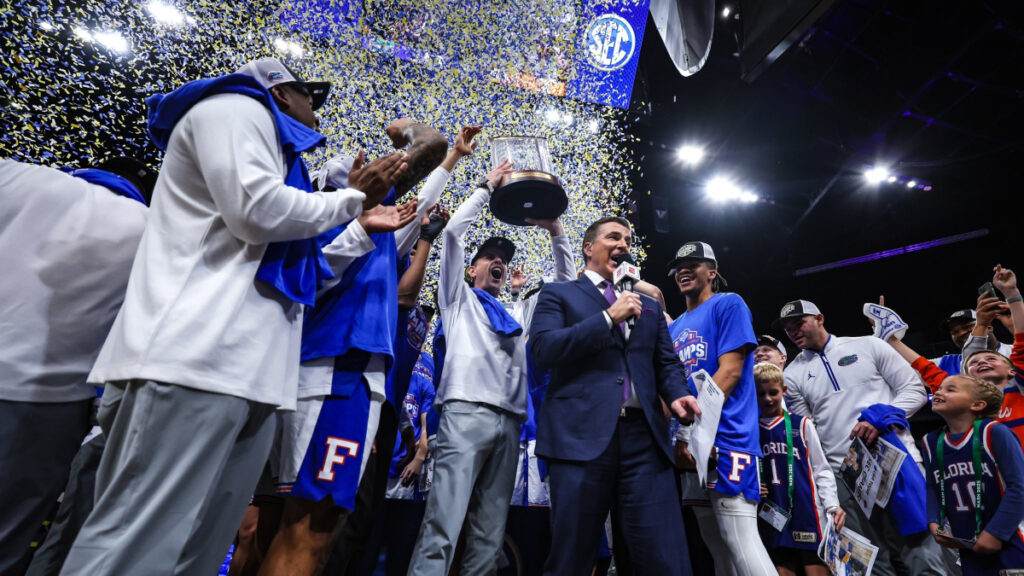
[390, 352, 435, 477]
[669, 292, 760, 456]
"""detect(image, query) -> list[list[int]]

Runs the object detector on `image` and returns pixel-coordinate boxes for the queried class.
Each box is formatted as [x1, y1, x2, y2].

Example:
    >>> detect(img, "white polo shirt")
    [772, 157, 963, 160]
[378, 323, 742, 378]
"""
[0, 160, 148, 403]
[88, 94, 366, 409]
[784, 334, 927, 470]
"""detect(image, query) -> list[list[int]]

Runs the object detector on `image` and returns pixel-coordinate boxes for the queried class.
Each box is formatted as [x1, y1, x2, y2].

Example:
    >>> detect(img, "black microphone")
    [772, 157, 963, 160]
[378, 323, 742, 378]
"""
[611, 253, 641, 329]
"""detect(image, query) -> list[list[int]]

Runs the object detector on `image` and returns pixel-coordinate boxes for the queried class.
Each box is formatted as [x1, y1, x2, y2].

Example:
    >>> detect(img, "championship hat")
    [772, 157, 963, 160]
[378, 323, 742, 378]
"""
[771, 299, 822, 329]
[236, 57, 331, 111]
[665, 241, 717, 275]
[940, 308, 977, 332]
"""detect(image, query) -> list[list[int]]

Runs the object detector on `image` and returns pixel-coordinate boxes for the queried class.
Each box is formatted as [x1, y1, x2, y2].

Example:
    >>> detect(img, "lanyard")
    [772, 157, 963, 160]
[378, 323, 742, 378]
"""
[783, 411, 794, 515]
[937, 420, 984, 536]
[759, 412, 795, 514]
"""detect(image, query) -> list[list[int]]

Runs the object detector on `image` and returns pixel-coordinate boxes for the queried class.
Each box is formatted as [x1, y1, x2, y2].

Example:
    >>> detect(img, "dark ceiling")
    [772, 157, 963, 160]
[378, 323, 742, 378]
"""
[628, 0, 1023, 355]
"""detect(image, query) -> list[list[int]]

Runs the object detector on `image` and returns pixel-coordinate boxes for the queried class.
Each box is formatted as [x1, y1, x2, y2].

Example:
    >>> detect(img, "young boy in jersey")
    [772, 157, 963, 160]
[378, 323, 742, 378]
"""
[755, 363, 845, 576]
[923, 373, 1024, 575]
[667, 241, 776, 576]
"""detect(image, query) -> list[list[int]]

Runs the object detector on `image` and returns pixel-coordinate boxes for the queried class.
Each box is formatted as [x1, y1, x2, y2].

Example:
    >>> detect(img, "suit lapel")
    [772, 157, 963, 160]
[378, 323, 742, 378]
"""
[573, 276, 611, 311]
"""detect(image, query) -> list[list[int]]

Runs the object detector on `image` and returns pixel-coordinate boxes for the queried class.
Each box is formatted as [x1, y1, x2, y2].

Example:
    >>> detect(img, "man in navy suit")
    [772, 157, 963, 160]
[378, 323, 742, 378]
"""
[530, 216, 700, 576]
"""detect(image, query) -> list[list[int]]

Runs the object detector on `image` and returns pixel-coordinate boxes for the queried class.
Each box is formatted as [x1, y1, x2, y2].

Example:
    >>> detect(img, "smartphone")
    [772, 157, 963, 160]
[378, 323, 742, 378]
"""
[978, 282, 998, 299]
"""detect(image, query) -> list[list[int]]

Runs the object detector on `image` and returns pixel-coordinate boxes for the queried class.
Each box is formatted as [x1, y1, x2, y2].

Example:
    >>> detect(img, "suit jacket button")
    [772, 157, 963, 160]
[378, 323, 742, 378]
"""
[616, 377, 625, 385]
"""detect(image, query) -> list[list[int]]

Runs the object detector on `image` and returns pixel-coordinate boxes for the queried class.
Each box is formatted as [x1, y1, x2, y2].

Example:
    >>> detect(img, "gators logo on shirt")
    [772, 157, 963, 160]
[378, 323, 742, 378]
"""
[838, 354, 858, 366]
[674, 328, 708, 373]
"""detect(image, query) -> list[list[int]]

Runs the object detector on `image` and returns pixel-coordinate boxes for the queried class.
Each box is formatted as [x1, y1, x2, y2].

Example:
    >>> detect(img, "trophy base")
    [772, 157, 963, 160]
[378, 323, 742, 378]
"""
[489, 171, 568, 227]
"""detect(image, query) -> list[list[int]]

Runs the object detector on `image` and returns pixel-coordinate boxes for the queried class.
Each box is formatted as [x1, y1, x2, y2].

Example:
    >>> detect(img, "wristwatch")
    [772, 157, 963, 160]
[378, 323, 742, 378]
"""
[477, 179, 494, 193]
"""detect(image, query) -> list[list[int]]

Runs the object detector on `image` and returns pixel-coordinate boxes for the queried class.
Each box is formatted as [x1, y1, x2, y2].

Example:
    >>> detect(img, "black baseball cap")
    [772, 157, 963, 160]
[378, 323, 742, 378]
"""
[771, 299, 822, 329]
[471, 236, 515, 264]
[665, 241, 717, 275]
[940, 309, 977, 332]
[757, 334, 788, 357]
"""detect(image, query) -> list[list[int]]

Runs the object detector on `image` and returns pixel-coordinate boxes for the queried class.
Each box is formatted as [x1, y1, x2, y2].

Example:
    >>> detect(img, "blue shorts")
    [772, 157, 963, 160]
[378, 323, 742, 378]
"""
[275, 382, 378, 510]
[706, 448, 761, 502]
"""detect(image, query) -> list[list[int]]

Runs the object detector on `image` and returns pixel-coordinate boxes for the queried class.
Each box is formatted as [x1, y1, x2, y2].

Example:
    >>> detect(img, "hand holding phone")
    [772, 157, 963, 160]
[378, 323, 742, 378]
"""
[979, 282, 998, 300]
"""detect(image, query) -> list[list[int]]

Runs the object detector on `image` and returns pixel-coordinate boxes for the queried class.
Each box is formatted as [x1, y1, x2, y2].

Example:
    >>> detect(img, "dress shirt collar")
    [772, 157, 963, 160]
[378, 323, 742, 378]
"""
[583, 269, 612, 290]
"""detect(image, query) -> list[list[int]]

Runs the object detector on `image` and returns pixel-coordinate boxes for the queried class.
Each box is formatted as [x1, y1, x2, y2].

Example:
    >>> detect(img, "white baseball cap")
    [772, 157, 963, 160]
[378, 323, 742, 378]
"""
[236, 57, 331, 111]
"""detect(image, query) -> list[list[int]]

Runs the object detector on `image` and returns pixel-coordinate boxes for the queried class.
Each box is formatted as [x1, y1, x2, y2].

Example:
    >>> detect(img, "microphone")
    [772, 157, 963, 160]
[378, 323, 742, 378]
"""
[611, 253, 641, 329]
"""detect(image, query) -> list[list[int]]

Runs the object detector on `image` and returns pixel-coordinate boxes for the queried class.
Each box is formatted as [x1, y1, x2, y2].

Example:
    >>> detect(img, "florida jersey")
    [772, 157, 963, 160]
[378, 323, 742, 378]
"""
[759, 413, 824, 551]
[923, 420, 1024, 574]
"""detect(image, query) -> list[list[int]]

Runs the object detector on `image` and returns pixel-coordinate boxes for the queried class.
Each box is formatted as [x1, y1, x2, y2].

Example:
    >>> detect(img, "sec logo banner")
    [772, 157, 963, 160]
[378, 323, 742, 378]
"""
[585, 14, 636, 71]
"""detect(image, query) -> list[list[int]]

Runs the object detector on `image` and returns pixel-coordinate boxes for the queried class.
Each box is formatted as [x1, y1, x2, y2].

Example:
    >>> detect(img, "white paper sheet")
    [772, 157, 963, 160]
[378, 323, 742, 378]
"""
[688, 369, 724, 487]
[818, 522, 879, 576]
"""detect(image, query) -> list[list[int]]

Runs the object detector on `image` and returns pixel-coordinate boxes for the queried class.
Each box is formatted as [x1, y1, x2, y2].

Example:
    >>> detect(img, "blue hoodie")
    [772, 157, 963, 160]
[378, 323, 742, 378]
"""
[146, 73, 331, 306]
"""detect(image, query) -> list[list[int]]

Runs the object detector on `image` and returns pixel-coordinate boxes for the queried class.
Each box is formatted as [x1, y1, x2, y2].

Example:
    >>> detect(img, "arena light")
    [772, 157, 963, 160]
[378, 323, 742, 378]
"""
[706, 177, 757, 203]
[721, 6, 731, 17]
[906, 180, 917, 188]
[587, 119, 600, 133]
[676, 145, 705, 166]
[863, 166, 889, 184]
[147, 1, 189, 26]
[92, 30, 131, 53]
[73, 26, 93, 42]
[38, 21, 55, 31]
[544, 108, 561, 123]
[886, 175, 897, 183]
[273, 37, 304, 59]
[795, 229, 989, 276]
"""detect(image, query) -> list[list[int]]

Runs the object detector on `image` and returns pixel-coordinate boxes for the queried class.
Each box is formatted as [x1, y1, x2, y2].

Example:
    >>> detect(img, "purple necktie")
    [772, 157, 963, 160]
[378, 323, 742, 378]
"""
[601, 281, 632, 403]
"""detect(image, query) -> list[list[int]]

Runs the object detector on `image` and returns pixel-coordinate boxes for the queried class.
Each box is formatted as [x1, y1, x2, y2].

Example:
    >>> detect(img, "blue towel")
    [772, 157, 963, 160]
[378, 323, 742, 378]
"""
[146, 73, 331, 306]
[66, 168, 147, 205]
[859, 403, 929, 535]
[471, 288, 523, 337]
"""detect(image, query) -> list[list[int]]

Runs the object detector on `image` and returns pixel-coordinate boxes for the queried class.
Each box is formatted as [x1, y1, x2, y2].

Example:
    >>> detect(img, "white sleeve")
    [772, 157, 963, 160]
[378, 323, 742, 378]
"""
[783, 368, 812, 418]
[512, 296, 539, 330]
[803, 417, 840, 511]
[187, 96, 365, 245]
[551, 234, 576, 282]
[962, 334, 991, 358]
[872, 338, 927, 417]
[394, 167, 451, 257]
[439, 187, 489, 308]
[318, 220, 376, 292]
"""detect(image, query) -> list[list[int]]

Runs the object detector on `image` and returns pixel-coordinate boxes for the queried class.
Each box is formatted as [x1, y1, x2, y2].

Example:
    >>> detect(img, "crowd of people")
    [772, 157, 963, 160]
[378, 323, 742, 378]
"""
[1, 56, 1023, 576]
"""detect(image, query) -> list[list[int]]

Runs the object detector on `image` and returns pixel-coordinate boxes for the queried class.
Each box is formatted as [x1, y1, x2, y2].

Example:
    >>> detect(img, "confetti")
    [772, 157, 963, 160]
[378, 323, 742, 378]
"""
[0, 0, 648, 314]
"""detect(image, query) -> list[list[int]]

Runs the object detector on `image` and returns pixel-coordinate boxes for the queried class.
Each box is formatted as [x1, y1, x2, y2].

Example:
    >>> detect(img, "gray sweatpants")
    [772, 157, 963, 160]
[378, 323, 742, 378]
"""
[408, 401, 520, 576]
[0, 399, 91, 576]
[60, 380, 275, 576]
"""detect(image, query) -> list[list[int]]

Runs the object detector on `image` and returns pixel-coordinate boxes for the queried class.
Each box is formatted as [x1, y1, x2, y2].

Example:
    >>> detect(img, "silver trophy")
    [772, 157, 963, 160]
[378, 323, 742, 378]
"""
[488, 136, 568, 226]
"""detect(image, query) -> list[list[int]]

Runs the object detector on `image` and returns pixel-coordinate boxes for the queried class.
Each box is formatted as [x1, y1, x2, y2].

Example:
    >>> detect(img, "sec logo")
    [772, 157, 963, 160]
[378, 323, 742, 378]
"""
[585, 14, 636, 71]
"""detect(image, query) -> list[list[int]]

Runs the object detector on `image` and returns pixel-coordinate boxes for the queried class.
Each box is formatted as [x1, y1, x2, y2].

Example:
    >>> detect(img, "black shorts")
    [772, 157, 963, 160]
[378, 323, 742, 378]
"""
[769, 546, 824, 570]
